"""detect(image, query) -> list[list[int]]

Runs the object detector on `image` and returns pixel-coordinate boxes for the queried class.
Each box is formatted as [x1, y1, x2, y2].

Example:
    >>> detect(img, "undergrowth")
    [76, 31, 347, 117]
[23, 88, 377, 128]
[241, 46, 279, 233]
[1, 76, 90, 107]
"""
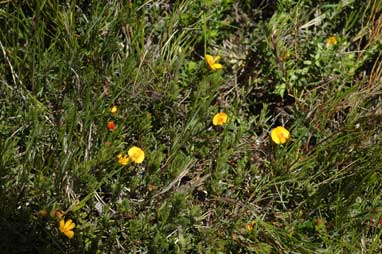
[1, 0, 382, 253]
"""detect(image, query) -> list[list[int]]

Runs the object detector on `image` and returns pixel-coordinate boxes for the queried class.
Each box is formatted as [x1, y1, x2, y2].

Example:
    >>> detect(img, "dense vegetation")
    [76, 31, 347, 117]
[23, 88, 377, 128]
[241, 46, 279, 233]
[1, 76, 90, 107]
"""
[1, 0, 382, 253]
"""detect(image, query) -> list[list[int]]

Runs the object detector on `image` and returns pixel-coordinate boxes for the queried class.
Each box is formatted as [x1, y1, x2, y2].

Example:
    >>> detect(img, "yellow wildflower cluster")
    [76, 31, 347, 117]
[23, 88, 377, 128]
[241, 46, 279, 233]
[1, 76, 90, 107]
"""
[106, 105, 146, 165]
[107, 105, 119, 132]
[49, 52, 295, 242]
[118, 146, 145, 165]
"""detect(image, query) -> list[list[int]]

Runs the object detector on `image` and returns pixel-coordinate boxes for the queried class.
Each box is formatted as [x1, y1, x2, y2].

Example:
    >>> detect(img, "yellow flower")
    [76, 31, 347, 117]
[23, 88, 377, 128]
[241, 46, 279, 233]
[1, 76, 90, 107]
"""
[325, 36, 338, 47]
[212, 112, 228, 126]
[117, 153, 130, 165]
[59, 219, 75, 239]
[246, 222, 254, 231]
[110, 105, 118, 114]
[205, 54, 223, 71]
[270, 126, 290, 145]
[128, 146, 145, 164]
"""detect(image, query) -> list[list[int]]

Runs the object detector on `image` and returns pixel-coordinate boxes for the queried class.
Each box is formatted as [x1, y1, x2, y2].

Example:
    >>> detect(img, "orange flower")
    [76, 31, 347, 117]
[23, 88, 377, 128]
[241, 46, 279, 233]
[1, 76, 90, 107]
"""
[212, 112, 228, 126]
[107, 121, 116, 131]
[246, 223, 254, 231]
[270, 126, 290, 145]
[59, 219, 75, 239]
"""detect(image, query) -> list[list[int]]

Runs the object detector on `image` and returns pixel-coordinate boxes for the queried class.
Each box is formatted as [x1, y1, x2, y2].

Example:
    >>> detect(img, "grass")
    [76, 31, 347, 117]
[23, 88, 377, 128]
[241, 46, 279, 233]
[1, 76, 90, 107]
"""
[1, 0, 382, 253]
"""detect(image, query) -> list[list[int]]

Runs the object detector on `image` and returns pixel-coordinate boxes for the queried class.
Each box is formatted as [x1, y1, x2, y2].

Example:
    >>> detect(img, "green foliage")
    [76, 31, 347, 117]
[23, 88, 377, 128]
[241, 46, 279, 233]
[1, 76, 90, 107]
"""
[1, 0, 382, 253]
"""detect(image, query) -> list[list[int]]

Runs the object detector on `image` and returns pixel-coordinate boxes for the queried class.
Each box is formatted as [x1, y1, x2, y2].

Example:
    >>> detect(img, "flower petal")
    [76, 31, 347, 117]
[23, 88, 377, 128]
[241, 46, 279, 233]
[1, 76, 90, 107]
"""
[64, 230, 74, 239]
[64, 219, 73, 230]
[67, 222, 76, 231]
[205, 54, 214, 66]
[214, 55, 221, 62]
[59, 220, 65, 232]
[211, 63, 223, 70]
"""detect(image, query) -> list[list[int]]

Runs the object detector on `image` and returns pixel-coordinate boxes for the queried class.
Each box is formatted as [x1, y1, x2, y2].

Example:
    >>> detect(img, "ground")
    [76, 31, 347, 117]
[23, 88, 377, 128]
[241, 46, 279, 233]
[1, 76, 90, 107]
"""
[1, 0, 382, 253]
